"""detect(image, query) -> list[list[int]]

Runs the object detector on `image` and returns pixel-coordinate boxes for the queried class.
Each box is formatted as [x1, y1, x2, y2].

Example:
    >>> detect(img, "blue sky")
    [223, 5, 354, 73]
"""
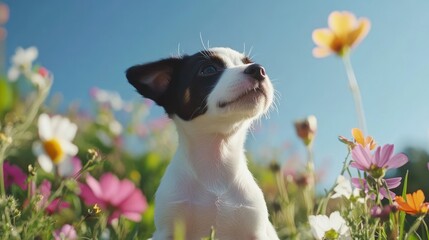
[5, 1, 429, 187]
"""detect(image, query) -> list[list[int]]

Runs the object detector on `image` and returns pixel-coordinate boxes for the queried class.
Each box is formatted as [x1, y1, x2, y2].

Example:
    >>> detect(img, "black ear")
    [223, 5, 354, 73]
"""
[126, 58, 182, 103]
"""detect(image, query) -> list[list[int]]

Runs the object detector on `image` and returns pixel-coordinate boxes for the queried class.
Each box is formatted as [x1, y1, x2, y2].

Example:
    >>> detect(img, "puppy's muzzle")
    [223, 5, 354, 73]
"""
[244, 64, 266, 82]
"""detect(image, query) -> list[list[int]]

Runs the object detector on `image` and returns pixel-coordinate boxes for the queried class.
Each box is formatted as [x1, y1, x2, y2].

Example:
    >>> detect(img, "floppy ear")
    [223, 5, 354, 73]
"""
[126, 58, 182, 103]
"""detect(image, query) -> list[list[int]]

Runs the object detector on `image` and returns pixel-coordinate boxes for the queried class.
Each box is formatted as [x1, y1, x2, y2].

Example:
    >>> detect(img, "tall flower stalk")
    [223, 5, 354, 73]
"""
[0, 46, 52, 197]
[312, 11, 371, 133]
[342, 54, 367, 133]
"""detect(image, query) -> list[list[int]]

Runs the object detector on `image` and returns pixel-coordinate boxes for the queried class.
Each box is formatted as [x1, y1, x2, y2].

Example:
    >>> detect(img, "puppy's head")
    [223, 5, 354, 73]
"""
[126, 47, 273, 132]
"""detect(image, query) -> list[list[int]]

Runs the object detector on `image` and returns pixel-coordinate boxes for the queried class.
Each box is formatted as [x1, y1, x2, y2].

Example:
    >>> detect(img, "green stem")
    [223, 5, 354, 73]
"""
[316, 151, 350, 215]
[0, 156, 5, 197]
[405, 215, 425, 239]
[0, 144, 9, 197]
[342, 54, 367, 134]
[305, 145, 315, 215]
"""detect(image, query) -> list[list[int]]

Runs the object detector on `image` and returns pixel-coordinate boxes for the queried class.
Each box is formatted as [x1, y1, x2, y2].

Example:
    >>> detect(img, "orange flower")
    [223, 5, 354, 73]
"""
[352, 128, 376, 150]
[395, 190, 429, 215]
[312, 11, 371, 58]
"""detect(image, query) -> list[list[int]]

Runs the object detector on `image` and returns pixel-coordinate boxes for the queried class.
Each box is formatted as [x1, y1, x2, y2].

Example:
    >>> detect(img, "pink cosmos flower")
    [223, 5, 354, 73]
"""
[79, 173, 147, 223]
[53, 224, 77, 240]
[34, 180, 70, 214]
[351, 177, 401, 199]
[3, 162, 27, 190]
[350, 144, 408, 178]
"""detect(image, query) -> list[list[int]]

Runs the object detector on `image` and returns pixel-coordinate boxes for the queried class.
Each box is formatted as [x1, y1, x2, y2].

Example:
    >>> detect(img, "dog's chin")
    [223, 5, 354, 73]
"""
[217, 87, 272, 119]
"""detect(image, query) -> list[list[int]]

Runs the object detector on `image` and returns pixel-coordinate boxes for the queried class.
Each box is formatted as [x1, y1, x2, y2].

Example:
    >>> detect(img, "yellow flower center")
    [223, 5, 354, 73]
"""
[43, 138, 64, 164]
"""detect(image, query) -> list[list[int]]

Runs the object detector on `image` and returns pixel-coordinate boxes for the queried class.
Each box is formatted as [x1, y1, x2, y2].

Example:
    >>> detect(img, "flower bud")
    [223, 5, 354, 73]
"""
[294, 115, 317, 146]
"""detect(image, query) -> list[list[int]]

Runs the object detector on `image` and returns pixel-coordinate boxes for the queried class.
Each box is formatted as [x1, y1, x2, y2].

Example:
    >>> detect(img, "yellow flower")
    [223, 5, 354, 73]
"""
[351, 128, 376, 150]
[312, 11, 371, 58]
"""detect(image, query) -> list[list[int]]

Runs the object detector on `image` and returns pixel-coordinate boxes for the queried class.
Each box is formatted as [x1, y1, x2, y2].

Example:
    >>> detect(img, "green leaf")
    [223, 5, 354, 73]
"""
[399, 170, 409, 240]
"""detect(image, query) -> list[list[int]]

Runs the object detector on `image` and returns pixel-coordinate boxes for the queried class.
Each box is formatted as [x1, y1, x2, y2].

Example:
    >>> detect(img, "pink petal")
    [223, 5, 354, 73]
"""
[110, 180, 136, 206]
[39, 180, 52, 199]
[99, 173, 120, 201]
[379, 188, 396, 199]
[350, 161, 366, 171]
[351, 178, 368, 190]
[118, 190, 147, 213]
[46, 199, 70, 214]
[377, 144, 394, 168]
[386, 153, 408, 169]
[121, 212, 143, 222]
[385, 177, 402, 189]
[351, 145, 372, 170]
[72, 157, 82, 176]
[86, 174, 103, 198]
[79, 183, 106, 208]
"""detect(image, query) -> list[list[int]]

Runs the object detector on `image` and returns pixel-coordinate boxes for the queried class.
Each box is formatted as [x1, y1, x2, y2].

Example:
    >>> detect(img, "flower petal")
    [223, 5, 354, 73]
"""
[312, 28, 335, 47]
[86, 175, 103, 199]
[7, 67, 19, 81]
[348, 18, 371, 47]
[351, 128, 364, 146]
[110, 180, 136, 206]
[377, 144, 394, 168]
[312, 47, 332, 58]
[413, 190, 425, 208]
[38, 113, 53, 140]
[60, 140, 78, 156]
[328, 11, 357, 38]
[57, 157, 74, 177]
[118, 189, 147, 213]
[329, 211, 346, 232]
[99, 173, 120, 201]
[38, 154, 53, 173]
[386, 153, 408, 169]
[351, 144, 372, 170]
[121, 212, 142, 222]
[385, 177, 402, 189]
[79, 183, 105, 208]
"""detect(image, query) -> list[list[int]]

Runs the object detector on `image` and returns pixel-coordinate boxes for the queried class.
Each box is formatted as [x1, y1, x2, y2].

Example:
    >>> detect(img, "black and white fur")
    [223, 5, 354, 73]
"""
[127, 47, 279, 240]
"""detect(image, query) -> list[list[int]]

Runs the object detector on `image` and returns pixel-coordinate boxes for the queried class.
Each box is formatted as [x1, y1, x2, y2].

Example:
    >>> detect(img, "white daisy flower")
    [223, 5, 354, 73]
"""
[309, 211, 351, 240]
[33, 113, 78, 176]
[8, 46, 38, 81]
[331, 175, 364, 203]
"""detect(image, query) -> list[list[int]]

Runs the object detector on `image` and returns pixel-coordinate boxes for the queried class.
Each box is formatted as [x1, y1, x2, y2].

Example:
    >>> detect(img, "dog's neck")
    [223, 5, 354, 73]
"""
[173, 118, 252, 193]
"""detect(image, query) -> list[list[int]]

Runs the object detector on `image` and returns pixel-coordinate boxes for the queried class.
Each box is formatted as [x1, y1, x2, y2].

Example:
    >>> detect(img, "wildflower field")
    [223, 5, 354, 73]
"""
[2, 3, 429, 240]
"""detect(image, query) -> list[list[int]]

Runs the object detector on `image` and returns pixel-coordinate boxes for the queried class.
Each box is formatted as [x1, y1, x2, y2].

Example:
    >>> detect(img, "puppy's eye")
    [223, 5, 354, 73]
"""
[200, 65, 217, 76]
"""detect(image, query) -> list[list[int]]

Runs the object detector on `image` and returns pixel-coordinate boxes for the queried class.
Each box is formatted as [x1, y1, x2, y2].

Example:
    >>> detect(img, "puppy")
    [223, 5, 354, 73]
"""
[127, 47, 279, 240]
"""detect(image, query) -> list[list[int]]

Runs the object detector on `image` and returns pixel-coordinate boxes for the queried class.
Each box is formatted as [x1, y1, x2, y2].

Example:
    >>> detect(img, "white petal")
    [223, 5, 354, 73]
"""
[60, 140, 78, 155]
[29, 73, 47, 88]
[61, 121, 77, 141]
[38, 113, 53, 140]
[11, 47, 24, 65]
[309, 215, 330, 239]
[25, 46, 38, 62]
[309, 216, 324, 239]
[7, 67, 20, 81]
[329, 211, 346, 232]
[38, 154, 53, 173]
[50, 115, 63, 136]
[57, 157, 74, 177]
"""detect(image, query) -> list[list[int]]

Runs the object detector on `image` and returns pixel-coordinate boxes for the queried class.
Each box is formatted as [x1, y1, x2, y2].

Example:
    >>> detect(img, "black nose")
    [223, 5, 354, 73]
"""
[244, 64, 266, 81]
